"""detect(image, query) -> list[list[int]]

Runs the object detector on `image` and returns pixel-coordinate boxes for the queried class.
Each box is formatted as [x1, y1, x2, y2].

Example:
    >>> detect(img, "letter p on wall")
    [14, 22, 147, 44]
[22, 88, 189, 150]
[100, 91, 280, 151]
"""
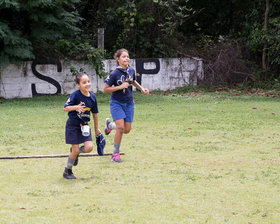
[135, 59, 160, 86]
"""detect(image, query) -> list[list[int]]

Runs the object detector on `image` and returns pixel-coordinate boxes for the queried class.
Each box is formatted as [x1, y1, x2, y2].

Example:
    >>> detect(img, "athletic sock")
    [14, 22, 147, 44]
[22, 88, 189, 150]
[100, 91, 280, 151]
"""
[66, 156, 75, 169]
[108, 122, 116, 130]
[113, 143, 120, 154]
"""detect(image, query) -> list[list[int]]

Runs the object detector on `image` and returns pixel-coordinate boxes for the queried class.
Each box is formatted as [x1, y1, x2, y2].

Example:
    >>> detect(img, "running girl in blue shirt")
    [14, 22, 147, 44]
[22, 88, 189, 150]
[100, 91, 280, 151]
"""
[103, 49, 149, 162]
[63, 73, 101, 179]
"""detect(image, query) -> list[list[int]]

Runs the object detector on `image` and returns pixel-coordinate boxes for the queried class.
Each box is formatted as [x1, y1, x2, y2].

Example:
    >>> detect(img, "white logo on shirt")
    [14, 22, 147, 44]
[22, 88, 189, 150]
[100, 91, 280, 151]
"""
[117, 75, 126, 86]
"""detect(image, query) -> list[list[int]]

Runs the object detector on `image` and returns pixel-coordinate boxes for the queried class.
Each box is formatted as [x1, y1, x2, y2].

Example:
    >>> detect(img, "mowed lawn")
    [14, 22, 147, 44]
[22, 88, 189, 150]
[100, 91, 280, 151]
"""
[0, 90, 279, 224]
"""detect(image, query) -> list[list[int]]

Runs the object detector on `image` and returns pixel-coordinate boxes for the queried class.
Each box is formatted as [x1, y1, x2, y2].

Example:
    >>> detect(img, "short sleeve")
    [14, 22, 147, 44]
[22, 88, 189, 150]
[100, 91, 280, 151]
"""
[90, 94, 99, 113]
[64, 92, 77, 107]
[104, 72, 115, 87]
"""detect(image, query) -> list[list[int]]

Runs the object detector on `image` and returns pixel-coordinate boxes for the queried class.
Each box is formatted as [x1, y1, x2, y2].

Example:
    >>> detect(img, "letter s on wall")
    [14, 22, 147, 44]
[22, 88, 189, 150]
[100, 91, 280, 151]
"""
[31, 60, 62, 97]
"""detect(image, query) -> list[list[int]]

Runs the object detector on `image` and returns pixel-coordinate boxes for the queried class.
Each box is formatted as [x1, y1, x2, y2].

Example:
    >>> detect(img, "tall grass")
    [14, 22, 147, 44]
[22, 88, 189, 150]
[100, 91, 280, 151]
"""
[0, 91, 279, 223]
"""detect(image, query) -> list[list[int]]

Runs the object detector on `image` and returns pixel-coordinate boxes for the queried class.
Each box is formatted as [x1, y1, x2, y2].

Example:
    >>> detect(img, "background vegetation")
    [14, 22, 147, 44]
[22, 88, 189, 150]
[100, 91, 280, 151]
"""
[0, 0, 280, 84]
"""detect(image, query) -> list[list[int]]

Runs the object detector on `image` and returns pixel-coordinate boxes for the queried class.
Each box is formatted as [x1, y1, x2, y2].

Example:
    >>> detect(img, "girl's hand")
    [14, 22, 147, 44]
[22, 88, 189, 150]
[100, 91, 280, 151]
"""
[76, 102, 86, 113]
[95, 128, 101, 137]
[120, 82, 129, 90]
[142, 88, 150, 95]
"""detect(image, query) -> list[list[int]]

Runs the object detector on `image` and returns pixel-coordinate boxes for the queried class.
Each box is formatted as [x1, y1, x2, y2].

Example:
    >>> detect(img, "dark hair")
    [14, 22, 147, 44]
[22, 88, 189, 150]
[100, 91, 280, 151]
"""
[74, 73, 88, 84]
[114, 48, 129, 61]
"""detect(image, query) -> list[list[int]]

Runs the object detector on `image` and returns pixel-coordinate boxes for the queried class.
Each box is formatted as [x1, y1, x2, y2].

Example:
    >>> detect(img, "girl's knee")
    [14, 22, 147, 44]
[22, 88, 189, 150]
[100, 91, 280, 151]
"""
[85, 147, 93, 153]
[124, 122, 132, 134]
[84, 144, 93, 153]
[124, 128, 131, 134]
[116, 126, 125, 133]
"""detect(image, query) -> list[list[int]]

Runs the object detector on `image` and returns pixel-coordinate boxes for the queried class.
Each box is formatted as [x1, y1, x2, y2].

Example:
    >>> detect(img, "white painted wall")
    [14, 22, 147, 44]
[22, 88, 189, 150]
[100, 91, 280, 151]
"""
[0, 58, 203, 99]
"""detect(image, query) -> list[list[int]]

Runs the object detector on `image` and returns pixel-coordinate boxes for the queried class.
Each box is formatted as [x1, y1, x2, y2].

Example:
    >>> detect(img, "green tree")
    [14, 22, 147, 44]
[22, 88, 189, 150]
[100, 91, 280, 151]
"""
[0, 0, 82, 67]
[76, 0, 194, 58]
[1, 0, 279, 81]
[242, 0, 280, 78]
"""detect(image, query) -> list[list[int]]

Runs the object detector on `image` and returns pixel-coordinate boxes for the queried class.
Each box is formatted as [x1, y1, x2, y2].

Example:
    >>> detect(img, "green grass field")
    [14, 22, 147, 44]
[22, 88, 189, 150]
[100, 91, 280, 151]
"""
[0, 89, 279, 223]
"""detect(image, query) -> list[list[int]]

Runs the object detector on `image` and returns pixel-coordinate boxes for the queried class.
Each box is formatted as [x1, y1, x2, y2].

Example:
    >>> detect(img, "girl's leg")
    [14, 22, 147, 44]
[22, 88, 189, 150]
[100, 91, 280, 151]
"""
[113, 120, 132, 143]
[105, 119, 131, 134]
[124, 122, 132, 134]
[110, 100, 134, 162]
[63, 144, 79, 179]
[111, 119, 125, 162]
[72, 141, 92, 166]
[114, 119, 125, 145]
[65, 141, 92, 169]
[69, 144, 79, 164]
[83, 141, 93, 153]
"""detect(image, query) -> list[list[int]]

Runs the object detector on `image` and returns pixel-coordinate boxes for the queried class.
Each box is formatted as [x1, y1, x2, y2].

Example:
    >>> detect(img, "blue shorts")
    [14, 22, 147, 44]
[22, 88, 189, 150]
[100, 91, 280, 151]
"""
[110, 99, 134, 122]
[65, 118, 92, 145]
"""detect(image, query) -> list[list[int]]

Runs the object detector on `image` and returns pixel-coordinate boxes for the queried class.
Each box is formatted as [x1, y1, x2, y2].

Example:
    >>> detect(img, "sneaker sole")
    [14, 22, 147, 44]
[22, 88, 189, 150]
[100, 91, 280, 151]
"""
[63, 174, 77, 179]
[111, 158, 122, 163]
[104, 128, 111, 135]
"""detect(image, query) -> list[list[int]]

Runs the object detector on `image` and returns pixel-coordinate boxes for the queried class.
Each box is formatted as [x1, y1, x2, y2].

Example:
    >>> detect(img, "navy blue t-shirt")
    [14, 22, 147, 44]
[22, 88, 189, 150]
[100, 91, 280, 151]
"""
[105, 66, 136, 103]
[64, 90, 98, 125]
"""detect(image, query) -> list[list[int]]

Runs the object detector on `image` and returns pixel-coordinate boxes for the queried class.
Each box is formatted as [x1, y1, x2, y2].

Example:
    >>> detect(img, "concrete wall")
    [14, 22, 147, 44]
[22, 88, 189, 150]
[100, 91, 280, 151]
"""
[0, 58, 203, 99]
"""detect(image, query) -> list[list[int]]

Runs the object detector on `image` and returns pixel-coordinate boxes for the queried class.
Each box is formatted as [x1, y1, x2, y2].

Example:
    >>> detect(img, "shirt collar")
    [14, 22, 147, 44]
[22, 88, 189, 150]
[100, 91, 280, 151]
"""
[117, 65, 129, 73]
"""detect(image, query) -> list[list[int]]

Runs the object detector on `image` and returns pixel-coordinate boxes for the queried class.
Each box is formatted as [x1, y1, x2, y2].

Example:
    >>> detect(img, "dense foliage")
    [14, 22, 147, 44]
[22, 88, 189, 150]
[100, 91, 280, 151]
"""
[0, 0, 81, 65]
[1, 0, 279, 82]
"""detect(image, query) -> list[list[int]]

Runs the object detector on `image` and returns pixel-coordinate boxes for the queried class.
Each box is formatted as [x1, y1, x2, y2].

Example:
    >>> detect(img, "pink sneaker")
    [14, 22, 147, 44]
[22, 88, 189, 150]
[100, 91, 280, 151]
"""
[111, 153, 122, 162]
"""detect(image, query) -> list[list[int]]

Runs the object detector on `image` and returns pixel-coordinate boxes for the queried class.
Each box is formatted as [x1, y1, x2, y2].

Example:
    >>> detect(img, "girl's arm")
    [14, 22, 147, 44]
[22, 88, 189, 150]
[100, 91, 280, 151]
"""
[63, 102, 85, 113]
[92, 113, 101, 136]
[132, 80, 150, 95]
[103, 83, 129, 93]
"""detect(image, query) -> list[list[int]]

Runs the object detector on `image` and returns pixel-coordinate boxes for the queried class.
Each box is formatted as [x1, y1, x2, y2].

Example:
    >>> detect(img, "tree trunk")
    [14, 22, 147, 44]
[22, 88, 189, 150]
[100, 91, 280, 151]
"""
[262, 0, 270, 78]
